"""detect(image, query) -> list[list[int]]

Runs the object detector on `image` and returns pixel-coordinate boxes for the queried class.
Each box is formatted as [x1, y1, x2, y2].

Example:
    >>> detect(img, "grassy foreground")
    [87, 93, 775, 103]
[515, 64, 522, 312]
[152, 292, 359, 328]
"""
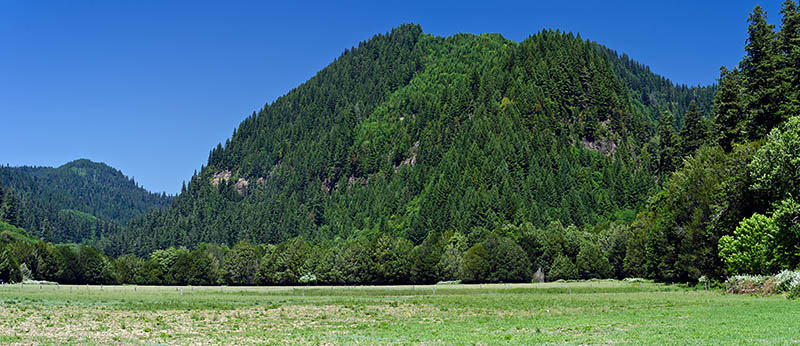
[1, 281, 797, 345]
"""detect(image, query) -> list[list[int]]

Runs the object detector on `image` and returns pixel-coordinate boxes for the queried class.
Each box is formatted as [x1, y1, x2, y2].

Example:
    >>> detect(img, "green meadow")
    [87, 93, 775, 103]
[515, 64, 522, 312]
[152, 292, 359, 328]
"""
[1, 281, 797, 345]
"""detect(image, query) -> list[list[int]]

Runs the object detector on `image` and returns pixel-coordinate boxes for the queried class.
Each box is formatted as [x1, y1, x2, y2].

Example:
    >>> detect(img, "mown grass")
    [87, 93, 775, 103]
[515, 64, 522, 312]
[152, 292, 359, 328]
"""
[0, 281, 797, 345]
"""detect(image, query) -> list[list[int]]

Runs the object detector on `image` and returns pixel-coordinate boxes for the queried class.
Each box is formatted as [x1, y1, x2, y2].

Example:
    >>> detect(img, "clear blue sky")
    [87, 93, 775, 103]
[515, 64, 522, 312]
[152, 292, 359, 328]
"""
[0, 1, 782, 194]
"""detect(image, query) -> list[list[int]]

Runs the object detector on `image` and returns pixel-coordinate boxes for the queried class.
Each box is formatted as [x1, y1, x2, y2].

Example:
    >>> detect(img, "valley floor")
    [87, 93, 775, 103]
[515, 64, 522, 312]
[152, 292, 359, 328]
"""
[1, 281, 797, 345]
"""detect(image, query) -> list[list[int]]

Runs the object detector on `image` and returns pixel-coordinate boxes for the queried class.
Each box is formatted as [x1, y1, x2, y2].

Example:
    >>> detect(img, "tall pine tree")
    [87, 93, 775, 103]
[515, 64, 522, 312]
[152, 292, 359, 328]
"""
[742, 6, 779, 139]
[679, 100, 710, 157]
[713, 67, 746, 151]
[777, 0, 800, 120]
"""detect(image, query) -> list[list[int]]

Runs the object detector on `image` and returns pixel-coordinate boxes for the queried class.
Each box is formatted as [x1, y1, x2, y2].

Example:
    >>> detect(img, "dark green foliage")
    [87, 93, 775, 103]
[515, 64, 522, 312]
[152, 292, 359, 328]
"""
[77, 245, 116, 284]
[771, 198, 800, 270]
[548, 254, 578, 281]
[742, 6, 780, 139]
[777, 0, 800, 120]
[114, 254, 143, 284]
[0, 183, 22, 228]
[256, 237, 308, 285]
[367, 234, 413, 284]
[0, 159, 172, 245]
[34, 241, 63, 282]
[479, 235, 532, 283]
[639, 146, 740, 281]
[223, 241, 261, 285]
[410, 233, 443, 284]
[713, 67, 746, 151]
[714, 2, 800, 143]
[173, 247, 217, 285]
[679, 100, 711, 157]
[0, 248, 21, 283]
[461, 243, 490, 283]
[655, 110, 681, 176]
[437, 233, 468, 280]
[576, 240, 613, 279]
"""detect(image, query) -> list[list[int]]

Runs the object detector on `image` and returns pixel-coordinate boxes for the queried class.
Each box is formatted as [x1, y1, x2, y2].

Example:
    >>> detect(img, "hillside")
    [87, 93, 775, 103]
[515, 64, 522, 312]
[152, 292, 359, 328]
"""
[107, 25, 714, 256]
[0, 159, 172, 244]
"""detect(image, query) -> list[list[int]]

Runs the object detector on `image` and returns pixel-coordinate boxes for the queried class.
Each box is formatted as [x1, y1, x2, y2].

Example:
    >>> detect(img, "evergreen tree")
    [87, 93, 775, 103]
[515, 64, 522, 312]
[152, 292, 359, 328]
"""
[742, 5, 780, 139]
[656, 111, 680, 175]
[776, 0, 800, 120]
[713, 67, 746, 151]
[679, 100, 710, 157]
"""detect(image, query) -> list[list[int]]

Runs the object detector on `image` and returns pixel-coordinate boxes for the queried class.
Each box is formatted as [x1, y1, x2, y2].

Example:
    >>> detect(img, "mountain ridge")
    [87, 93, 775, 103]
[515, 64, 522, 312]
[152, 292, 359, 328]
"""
[0, 158, 173, 244]
[104, 24, 715, 256]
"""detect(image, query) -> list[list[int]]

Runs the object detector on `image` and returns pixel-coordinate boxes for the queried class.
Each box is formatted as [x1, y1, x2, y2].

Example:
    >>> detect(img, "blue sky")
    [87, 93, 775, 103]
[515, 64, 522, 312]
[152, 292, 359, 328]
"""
[0, 1, 783, 194]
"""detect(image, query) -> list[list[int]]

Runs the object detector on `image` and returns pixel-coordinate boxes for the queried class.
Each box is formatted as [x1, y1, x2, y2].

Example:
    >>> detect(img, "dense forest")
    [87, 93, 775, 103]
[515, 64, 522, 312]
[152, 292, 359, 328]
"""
[2, 3, 798, 286]
[0, 159, 172, 244]
[104, 24, 714, 257]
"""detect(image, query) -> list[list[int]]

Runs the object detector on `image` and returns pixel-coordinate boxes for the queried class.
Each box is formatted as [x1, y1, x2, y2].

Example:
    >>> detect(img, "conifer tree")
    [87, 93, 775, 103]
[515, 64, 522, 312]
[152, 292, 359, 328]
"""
[656, 111, 680, 175]
[713, 67, 745, 151]
[679, 100, 710, 157]
[777, 0, 800, 120]
[742, 6, 779, 138]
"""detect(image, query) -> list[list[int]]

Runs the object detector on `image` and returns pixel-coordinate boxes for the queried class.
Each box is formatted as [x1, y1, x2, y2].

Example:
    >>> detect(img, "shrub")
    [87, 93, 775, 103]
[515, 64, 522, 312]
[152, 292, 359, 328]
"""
[788, 285, 800, 299]
[774, 270, 800, 294]
[298, 273, 317, 284]
[718, 213, 778, 275]
[725, 270, 800, 298]
[725, 275, 772, 295]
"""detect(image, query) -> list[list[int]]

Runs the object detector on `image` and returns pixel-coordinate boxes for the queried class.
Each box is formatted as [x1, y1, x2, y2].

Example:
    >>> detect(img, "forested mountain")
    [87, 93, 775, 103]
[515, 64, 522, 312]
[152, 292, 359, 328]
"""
[0, 159, 172, 244]
[105, 25, 714, 257]
[3, 3, 798, 287]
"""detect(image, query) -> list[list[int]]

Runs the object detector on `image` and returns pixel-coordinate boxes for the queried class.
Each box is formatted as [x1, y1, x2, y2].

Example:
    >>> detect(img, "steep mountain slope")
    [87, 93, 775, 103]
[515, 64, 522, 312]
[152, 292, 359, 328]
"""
[111, 25, 714, 256]
[0, 159, 172, 243]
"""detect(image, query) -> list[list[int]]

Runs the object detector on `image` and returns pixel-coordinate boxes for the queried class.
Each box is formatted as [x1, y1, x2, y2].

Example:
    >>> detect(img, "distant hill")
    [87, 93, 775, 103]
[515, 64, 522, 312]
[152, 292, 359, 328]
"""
[108, 25, 715, 256]
[0, 159, 172, 243]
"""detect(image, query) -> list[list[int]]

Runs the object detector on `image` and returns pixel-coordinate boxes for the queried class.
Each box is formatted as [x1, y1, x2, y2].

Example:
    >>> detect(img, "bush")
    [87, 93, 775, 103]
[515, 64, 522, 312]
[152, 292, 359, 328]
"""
[725, 270, 800, 298]
[724, 275, 774, 295]
[788, 285, 800, 299]
[299, 273, 317, 284]
[718, 213, 778, 275]
[774, 270, 800, 294]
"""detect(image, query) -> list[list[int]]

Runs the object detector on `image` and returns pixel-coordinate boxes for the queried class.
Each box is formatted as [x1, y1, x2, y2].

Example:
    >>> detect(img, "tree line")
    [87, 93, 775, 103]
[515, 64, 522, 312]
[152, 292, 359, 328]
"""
[3, 220, 634, 285]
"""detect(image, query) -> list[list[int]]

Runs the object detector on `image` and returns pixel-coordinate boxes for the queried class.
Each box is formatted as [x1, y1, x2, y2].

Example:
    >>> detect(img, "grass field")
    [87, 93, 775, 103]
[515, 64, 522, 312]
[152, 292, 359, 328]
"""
[1, 281, 798, 345]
